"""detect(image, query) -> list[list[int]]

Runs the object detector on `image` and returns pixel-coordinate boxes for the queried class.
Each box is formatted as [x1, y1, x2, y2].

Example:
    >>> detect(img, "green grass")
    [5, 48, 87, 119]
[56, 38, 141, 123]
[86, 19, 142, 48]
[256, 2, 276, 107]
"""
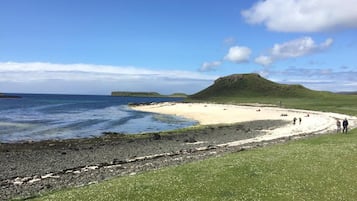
[187, 95, 357, 116]
[30, 129, 357, 201]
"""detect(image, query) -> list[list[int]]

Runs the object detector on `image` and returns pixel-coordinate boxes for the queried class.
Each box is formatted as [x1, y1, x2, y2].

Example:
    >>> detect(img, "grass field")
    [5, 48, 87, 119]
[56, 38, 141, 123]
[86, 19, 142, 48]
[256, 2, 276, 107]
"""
[29, 129, 357, 201]
[27, 94, 357, 201]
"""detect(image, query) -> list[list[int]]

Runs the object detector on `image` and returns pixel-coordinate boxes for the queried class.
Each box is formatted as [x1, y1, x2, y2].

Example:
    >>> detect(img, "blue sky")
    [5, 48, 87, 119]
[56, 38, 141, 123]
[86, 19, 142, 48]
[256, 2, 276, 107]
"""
[1, 0, 356, 95]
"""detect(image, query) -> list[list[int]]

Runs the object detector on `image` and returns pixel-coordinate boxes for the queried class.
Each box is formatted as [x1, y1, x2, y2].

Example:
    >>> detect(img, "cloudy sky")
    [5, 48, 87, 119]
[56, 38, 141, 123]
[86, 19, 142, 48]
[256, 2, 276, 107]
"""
[1, 0, 356, 95]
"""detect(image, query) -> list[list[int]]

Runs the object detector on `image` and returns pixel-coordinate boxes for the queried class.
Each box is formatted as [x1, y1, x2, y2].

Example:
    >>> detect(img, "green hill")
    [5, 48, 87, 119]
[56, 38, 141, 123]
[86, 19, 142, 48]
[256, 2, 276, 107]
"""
[189, 73, 330, 100]
[187, 73, 357, 115]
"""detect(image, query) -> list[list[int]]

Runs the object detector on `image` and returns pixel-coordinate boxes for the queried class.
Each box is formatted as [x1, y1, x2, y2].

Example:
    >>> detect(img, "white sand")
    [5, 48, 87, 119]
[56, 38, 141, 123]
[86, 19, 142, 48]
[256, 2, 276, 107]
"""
[132, 102, 357, 147]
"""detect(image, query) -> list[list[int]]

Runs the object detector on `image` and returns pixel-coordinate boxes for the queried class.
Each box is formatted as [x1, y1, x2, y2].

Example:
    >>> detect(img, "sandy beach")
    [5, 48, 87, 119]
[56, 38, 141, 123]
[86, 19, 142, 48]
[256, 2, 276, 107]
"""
[1, 102, 356, 200]
[132, 102, 357, 146]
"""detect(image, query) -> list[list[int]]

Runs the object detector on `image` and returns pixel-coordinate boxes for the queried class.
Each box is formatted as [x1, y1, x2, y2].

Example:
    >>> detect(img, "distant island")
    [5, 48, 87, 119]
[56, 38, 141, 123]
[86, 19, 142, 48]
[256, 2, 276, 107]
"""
[111, 91, 187, 98]
[0, 93, 21, 98]
[337, 91, 357, 95]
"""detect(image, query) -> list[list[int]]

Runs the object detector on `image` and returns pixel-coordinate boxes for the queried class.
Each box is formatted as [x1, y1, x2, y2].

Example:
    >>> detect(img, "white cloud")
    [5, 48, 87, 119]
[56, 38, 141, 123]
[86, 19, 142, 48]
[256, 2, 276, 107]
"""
[199, 61, 222, 72]
[223, 37, 236, 45]
[254, 56, 273, 66]
[262, 66, 357, 92]
[224, 46, 251, 63]
[242, 0, 357, 32]
[255, 37, 333, 66]
[0, 62, 217, 95]
[271, 37, 333, 58]
[321, 38, 334, 48]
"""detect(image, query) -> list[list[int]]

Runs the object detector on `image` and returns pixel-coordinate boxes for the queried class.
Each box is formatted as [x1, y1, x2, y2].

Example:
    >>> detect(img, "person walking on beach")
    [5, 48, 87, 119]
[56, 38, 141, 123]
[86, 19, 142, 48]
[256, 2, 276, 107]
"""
[342, 118, 349, 133]
[336, 120, 341, 133]
[293, 117, 297, 125]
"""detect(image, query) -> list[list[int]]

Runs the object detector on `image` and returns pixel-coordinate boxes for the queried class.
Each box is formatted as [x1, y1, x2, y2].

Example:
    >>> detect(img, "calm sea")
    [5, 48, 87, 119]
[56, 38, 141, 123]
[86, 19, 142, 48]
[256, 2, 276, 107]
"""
[0, 94, 197, 143]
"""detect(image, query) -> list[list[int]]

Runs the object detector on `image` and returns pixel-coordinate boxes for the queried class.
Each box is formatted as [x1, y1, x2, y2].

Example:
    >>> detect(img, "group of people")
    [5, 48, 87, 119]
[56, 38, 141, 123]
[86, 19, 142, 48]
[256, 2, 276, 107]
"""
[336, 118, 349, 134]
[290, 113, 350, 134]
[293, 116, 349, 134]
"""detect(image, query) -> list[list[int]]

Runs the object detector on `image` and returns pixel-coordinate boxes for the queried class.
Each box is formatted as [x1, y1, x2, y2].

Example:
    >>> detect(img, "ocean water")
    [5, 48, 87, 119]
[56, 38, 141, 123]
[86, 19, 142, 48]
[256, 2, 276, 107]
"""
[0, 94, 197, 143]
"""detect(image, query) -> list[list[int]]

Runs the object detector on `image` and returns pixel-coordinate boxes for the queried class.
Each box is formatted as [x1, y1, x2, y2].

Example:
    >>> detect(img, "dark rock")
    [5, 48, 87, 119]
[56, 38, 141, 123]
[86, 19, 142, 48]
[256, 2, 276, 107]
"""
[112, 159, 126, 164]
[207, 144, 216, 149]
[70, 147, 80, 151]
[184, 137, 197, 143]
[152, 133, 161, 140]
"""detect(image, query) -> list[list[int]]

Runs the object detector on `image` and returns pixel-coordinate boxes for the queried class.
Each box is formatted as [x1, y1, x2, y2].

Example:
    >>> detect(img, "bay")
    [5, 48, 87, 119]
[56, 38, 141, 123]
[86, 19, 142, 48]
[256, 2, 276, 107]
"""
[0, 94, 197, 143]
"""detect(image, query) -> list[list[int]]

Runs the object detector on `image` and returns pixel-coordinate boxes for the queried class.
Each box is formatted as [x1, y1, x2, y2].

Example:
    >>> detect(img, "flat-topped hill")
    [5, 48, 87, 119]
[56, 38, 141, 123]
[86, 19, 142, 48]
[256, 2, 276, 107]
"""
[111, 91, 187, 98]
[189, 73, 332, 100]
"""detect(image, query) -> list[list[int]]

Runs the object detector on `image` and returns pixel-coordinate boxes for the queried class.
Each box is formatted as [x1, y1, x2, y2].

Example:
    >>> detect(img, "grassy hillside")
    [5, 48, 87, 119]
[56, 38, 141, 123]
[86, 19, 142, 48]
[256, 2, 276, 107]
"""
[188, 73, 357, 115]
[190, 73, 330, 99]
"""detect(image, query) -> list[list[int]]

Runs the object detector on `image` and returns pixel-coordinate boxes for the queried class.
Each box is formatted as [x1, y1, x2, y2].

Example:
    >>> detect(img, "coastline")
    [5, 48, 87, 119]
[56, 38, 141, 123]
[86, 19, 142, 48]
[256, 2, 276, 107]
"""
[1, 102, 356, 200]
[131, 102, 357, 136]
[1, 120, 283, 200]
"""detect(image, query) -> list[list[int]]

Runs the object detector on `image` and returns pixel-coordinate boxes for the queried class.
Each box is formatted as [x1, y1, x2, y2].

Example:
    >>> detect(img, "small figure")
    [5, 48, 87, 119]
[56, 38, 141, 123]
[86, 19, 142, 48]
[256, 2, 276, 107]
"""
[293, 117, 297, 125]
[336, 120, 341, 133]
[299, 117, 302, 124]
[342, 118, 349, 134]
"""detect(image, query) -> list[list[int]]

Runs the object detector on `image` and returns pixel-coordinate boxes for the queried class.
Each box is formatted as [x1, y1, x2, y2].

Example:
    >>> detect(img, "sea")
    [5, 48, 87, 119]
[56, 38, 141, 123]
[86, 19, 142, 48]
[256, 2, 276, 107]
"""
[0, 94, 197, 143]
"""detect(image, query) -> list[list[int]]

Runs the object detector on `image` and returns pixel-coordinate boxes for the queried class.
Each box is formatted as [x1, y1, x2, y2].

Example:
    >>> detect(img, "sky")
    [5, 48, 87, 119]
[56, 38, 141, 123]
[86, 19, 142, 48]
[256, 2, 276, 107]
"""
[1, 0, 357, 95]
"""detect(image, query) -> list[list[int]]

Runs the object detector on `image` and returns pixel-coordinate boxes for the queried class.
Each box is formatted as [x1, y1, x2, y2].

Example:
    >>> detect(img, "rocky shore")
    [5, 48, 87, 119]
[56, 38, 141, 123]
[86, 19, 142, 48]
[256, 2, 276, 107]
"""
[1, 120, 287, 200]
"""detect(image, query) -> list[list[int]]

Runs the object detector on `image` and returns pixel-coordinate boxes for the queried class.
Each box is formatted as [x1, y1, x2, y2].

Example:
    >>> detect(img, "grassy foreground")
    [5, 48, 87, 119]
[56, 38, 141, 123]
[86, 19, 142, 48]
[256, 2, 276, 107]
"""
[29, 129, 357, 201]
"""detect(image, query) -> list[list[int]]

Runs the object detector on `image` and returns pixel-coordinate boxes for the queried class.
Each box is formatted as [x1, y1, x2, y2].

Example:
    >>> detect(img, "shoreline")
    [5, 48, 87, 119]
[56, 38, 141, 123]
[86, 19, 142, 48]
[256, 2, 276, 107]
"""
[131, 102, 357, 136]
[1, 103, 357, 200]
[1, 120, 284, 200]
[132, 102, 357, 148]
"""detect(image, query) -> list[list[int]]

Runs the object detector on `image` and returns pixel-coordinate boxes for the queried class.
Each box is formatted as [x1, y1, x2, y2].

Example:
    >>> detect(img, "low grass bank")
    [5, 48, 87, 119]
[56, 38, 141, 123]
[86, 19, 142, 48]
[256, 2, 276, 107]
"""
[187, 95, 357, 116]
[29, 129, 357, 201]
